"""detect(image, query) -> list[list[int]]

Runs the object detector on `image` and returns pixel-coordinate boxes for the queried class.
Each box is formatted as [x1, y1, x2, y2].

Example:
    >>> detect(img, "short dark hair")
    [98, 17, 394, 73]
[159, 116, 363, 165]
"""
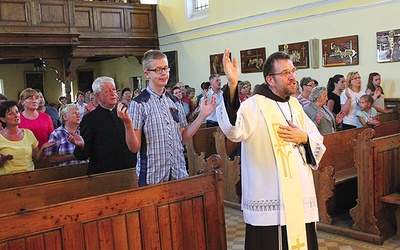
[263, 51, 292, 79]
[300, 77, 314, 88]
[200, 81, 210, 90]
[171, 86, 180, 93]
[58, 96, 67, 102]
[121, 87, 131, 96]
[0, 100, 18, 118]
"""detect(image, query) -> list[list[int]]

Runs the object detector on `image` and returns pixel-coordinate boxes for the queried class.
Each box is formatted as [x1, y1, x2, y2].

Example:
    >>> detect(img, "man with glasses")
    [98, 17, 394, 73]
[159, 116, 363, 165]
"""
[116, 50, 216, 186]
[72, 76, 137, 174]
[297, 77, 316, 107]
[217, 49, 325, 250]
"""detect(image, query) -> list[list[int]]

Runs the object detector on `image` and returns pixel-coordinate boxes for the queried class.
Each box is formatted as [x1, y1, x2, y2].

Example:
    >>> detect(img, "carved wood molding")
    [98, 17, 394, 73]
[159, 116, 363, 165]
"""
[67, 58, 88, 81]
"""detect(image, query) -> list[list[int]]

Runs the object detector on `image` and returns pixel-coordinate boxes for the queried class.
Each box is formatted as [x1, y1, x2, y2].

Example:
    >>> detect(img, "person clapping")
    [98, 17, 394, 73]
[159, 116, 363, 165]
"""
[0, 101, 55, 174]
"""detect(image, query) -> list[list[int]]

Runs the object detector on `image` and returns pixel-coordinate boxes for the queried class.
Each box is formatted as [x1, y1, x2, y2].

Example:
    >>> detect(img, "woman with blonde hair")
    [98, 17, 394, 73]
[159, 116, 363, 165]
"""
[46, 104, 89, 166]
[19, 88, 54, 148]
[340, 71, 364, 130]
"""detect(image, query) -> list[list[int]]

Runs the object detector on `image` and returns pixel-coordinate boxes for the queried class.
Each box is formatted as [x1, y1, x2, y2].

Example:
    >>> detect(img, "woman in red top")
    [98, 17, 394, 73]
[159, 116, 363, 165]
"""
[19, 88, 54, 148]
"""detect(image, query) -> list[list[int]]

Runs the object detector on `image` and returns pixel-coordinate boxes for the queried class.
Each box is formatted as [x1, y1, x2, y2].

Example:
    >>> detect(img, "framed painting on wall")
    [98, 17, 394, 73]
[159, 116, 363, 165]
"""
[377, 29, 400, 63]
[278, 41, 309, 69]
[25, 72, 44, 95]
[164, 51, 178, 86]
[209, 52, 230, 76]
[240, 47, 266, 73]
[322, 35, 358, 67]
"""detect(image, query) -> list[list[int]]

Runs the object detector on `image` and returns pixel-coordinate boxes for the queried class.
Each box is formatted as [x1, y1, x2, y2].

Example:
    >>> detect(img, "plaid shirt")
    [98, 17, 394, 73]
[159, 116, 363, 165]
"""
[130, 87, 188, 186]
[46, 125, 89, 166]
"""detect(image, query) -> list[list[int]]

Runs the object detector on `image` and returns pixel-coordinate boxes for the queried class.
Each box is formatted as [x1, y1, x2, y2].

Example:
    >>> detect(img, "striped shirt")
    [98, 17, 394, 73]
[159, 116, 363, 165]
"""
[129, 87, 188, 186]
[46, 125, 89, 166]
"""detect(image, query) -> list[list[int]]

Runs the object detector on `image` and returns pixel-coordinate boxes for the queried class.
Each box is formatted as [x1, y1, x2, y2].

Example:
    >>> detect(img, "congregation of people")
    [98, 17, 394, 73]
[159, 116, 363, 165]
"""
[0, 49, 395, 176]
[0, 48, 398, 250]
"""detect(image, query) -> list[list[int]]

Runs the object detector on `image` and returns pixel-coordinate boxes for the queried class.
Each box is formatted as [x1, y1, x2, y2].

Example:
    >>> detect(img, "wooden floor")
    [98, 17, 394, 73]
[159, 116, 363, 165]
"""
[224, 206, 400, 250]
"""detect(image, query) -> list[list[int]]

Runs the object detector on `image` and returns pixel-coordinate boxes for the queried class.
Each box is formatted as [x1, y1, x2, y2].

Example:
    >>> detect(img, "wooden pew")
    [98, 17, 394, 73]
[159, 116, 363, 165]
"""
[0, 163, 88, 190]
[349, 129, 400, 244]
[315, 126, 366, 225]
[214, 127, 241, 207]
[0, 167, 137, 215]
[315, 119, 400, 226]
[0, 155, 226, 250]
[186, 126, 218, 175]
[379, 110, 399, 123]
[380, 193, 400, 237]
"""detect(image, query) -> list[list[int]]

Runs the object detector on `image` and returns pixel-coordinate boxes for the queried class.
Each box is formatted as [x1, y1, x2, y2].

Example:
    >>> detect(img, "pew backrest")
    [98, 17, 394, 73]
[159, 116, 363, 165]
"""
[379, 111, 399, 123]
[320, 119, 400, 174]
[0, 167, 137, 215]
[0, 163, 88, 190]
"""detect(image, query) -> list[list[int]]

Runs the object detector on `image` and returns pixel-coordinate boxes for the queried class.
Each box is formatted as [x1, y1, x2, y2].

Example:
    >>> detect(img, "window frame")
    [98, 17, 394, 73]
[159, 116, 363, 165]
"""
[186, 0, 209, 22]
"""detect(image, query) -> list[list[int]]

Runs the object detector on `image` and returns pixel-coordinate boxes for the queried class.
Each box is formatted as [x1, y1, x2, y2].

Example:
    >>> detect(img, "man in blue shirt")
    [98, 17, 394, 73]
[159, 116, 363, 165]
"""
[117, 50, 216, 186]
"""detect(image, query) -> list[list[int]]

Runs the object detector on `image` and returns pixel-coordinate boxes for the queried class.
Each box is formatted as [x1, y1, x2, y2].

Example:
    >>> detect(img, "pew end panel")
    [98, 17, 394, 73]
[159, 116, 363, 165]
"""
[315, 120, 400, 225]
[0, 155, 227, 250]
[313, 165, 334, 224]
[314, 120, 400, 244]
[186, 127, 218, 176]
[315, 128, 362, 225]
[350, 129, 400, 241]
[214, 127, 241, 207]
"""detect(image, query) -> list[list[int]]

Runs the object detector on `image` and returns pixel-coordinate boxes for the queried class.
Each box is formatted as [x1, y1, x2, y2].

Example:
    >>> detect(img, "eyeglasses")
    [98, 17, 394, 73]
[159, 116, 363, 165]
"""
[147, 67, 170, 74]
[269, 68, 297, 77]
[306, 83, 315, 87]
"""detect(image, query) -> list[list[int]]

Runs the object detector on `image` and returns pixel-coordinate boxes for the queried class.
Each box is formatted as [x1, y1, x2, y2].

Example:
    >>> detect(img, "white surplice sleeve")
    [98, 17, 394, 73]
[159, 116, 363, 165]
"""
[216, 97, 258, 143]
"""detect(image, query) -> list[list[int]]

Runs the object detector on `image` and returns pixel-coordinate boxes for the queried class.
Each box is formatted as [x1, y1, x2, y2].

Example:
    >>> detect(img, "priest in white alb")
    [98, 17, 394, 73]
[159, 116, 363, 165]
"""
[217, 49, 326, 250]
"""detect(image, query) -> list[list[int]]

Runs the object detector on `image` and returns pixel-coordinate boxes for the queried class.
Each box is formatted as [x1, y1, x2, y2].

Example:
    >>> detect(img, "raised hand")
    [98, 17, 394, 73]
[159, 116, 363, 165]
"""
[198, 96, 217, 119]
[223, 48, 240, 90]
[374, 87, 382, 99]
[336, 111, 346, 124]
[117, 103, 131, 123]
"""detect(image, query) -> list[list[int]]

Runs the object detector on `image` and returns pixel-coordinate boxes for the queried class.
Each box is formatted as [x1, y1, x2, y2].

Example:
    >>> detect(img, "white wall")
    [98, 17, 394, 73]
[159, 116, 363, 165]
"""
[158, 0, 400, 98]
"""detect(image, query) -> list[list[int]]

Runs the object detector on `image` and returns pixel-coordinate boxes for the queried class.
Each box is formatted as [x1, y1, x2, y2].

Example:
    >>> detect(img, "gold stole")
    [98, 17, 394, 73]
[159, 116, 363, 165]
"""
[255, 95, 308, 250]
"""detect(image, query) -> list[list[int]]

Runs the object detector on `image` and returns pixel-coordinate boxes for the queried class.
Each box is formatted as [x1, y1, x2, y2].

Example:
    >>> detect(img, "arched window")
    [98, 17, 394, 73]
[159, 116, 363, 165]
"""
[186, 0, 209, 21]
